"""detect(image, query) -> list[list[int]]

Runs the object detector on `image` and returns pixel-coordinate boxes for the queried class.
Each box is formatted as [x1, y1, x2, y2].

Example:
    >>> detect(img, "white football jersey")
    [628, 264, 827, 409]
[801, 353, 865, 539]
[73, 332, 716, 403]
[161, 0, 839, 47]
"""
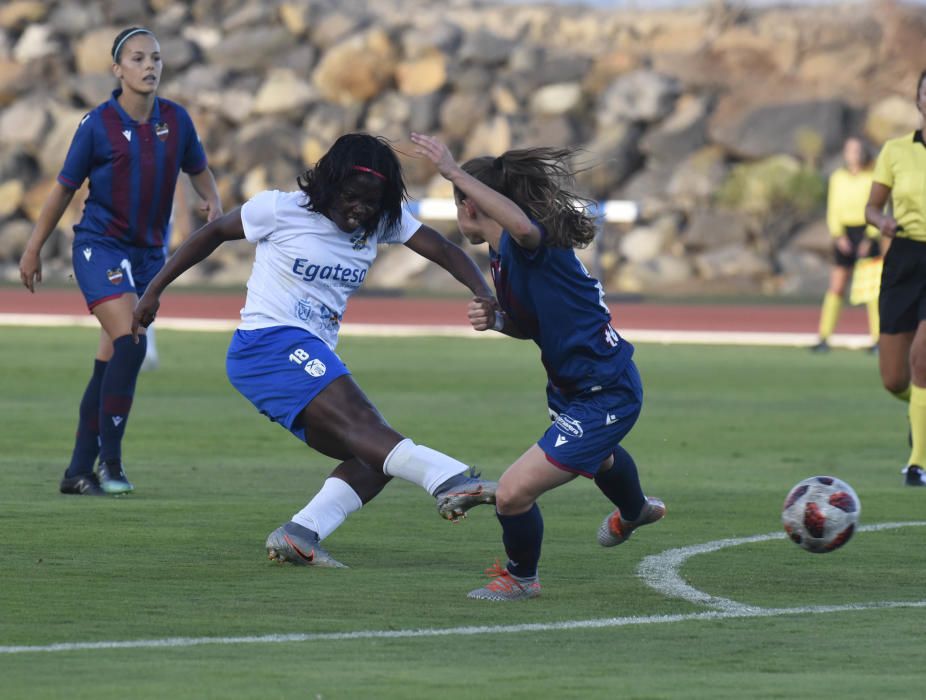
[237, 189, 421, 349]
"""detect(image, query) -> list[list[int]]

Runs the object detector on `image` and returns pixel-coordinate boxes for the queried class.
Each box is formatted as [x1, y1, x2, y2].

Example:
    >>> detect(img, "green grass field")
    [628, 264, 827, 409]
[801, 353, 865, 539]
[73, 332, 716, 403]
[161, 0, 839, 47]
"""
[1, 327, 924, 699]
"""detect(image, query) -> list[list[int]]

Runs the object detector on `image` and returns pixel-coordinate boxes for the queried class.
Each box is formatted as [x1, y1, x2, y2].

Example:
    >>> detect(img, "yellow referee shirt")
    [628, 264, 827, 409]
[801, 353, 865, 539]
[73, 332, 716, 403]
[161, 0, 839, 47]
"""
[826, 167, 878, 238]
[872, 130, 926, 242]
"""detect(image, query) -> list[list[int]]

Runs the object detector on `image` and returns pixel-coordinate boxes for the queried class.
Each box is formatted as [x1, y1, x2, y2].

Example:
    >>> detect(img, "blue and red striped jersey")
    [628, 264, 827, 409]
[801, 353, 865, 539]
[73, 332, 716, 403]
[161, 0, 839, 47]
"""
[490, 230, 634, 396]
[58, 89, 207, 248]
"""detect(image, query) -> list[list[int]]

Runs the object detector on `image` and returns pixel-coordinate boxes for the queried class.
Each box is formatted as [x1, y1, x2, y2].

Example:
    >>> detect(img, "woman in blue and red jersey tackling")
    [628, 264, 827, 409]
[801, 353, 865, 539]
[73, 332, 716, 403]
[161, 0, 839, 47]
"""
[412, 132, 666, 601]
[19, 27, 222, 496]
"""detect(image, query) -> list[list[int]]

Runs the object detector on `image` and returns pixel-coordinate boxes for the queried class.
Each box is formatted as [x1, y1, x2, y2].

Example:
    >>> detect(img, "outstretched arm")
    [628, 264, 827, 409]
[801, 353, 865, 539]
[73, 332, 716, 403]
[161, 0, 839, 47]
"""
[403, 224, 493, 298]
[410, 132, 542, 250]
[132, 208, 245, 339]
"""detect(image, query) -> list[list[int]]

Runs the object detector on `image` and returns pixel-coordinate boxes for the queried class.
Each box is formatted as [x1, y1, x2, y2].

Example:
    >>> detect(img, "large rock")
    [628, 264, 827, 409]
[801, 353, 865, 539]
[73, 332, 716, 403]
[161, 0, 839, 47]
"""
[13, 24, 59, 63]
[684, 208, 751, 251]
[0, 98, 50, 150]
[312, 29, 397, 106]
[0, 218, 32, 262]
[206, 27, 294, 70]
[0, 1, 48, 30]
[666, 146, 729, 204]
[640, 94, 709, 166]
[575, 122, 644, 198]
[529, 82, 584, 117]
[694, 245, 772, 281]
[395, 51, 447, 97]
[253, 68, 317, 116]
[73, 27, 120, 75]
[865, 96, 921, 145]
[0, 179, 24, 220]
[597, 70, 680, 126]
[711, 99, 849, 160]
[439, 91, 491, 141]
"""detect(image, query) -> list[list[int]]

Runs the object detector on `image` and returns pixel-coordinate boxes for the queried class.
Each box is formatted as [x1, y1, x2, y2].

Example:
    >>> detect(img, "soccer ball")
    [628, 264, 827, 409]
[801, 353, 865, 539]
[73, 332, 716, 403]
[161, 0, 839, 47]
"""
[781, 476, 860, 553]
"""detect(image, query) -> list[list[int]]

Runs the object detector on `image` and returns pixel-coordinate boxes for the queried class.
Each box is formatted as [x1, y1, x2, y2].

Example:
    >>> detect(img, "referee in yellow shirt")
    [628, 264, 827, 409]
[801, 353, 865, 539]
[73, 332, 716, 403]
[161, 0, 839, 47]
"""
[865, 69, 926, 486]
[812, 137, 880, 353]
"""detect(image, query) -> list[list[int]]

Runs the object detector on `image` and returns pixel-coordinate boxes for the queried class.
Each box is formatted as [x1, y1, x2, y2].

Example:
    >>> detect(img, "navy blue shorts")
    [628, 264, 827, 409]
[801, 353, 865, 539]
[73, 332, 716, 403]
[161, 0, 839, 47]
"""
[72, 235, 165, 311]
[226, 326, 351, 442]
[538, 361, 643, 478]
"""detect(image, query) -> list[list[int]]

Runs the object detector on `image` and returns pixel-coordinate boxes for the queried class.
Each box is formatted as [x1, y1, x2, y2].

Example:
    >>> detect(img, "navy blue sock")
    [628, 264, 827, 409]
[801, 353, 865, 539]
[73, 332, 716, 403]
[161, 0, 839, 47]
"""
[497, 503, 543, 579]
[65, 359, 108, 477]
[595, 445, 645, 521]
[98, 335, 146, 464]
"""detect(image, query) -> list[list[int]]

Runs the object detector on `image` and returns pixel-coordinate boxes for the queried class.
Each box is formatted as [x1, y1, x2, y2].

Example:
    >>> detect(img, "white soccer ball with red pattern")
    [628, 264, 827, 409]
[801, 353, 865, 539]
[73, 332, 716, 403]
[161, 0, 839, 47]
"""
[781, 476, 860, 553]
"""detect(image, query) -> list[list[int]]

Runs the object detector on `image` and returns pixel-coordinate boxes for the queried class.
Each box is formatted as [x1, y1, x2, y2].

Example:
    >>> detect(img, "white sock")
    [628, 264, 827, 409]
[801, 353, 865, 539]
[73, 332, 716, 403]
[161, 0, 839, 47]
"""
[291, 477, 363, 541]
[141, 326, 159, 370]
[382, 438, 467, 495]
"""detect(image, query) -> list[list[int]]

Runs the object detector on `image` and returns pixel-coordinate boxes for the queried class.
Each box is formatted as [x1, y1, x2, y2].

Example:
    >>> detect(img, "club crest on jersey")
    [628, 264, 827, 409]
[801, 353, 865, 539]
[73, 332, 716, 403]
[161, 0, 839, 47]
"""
[349, 231, 368, 250]
[554, 414, 583, 438]
[155, 122, 169, 141]
[295, 299, 313, 322]
[106, 267, 124, 285]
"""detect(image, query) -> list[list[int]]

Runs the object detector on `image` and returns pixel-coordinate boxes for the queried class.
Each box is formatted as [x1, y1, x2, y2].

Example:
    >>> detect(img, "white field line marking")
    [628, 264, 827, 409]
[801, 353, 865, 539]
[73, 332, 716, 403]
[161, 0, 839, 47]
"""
[0, 313, 871, 348]
[638, 521, 926, 612]
[2, 600, 925, 656]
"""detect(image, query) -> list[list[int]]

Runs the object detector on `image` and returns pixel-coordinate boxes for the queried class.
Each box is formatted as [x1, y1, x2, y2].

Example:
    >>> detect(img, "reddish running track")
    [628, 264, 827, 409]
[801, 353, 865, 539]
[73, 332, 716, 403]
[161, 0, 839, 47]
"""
[0, 287, 871, 334]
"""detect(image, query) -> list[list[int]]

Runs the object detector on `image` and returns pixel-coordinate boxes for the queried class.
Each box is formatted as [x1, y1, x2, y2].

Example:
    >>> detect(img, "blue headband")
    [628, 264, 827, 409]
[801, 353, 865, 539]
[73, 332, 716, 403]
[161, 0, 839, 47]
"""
[113, 28, 152, 61]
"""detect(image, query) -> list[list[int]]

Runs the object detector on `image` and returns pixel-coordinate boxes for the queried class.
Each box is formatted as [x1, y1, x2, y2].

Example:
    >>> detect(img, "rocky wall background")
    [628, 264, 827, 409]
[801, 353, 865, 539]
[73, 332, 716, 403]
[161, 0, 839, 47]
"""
[1, 0, 924, 296]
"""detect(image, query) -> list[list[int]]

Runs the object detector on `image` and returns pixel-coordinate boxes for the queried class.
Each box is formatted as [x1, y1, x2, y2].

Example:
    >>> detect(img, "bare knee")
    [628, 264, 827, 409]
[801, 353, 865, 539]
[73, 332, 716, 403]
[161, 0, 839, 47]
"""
[882, 375, 910, 395]
[495, 482, 533, 515]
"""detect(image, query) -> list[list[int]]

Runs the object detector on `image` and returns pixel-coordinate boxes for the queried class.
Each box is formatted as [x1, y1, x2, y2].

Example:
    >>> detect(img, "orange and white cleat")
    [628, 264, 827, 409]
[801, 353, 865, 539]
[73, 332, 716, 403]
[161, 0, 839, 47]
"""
[597, 497, 666, 547]
[467, 560, 541, 601]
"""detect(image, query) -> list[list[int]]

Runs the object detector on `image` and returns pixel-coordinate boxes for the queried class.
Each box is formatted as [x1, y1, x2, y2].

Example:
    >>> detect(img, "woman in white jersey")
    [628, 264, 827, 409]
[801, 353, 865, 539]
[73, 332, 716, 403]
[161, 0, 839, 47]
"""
[133, 134, 497, 567]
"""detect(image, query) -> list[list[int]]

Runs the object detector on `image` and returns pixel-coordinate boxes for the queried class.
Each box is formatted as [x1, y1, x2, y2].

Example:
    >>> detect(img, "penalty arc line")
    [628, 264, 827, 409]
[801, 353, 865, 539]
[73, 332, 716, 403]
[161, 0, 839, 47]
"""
[3, 522, 925, 656]
[637, 521, 926, 613]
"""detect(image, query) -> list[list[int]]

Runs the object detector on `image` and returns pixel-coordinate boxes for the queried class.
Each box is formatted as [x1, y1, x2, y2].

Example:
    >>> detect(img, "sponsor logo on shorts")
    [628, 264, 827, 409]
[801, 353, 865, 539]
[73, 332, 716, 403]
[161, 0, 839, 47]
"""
[304, 359, 326, 377]
[554, 435, 569, 447]
[605, 413, 619, 426]
[83, 247, 92, 261]
[106, 267, 124, 285]
[554, 414, 583, 438]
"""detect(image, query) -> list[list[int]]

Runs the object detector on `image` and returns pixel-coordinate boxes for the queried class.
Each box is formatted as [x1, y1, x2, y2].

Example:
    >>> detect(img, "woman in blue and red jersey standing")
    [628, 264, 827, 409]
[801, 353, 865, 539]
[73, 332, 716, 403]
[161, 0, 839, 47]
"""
[19, 27, 222, 496]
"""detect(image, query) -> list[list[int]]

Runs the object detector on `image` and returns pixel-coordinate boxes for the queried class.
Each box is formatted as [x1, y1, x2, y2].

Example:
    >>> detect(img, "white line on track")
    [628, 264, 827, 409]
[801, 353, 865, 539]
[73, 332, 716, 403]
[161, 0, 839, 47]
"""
[0, 313, 872, 348]
[2, 600, 925, 656]
[3, 522, 924, 656]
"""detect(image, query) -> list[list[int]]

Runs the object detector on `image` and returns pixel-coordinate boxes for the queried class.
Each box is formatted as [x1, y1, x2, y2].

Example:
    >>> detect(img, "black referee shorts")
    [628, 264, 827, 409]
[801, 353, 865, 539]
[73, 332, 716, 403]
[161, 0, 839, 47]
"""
[880, 236, 926, 334]
[833, 225, 881, 268]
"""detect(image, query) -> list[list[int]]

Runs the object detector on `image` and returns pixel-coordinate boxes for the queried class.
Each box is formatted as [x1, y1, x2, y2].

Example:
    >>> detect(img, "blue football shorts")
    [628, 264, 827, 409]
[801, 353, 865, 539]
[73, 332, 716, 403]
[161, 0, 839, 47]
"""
[72, 235, 165, 311]
[537, 360, 643, 478]
[226, 326, 351, 442]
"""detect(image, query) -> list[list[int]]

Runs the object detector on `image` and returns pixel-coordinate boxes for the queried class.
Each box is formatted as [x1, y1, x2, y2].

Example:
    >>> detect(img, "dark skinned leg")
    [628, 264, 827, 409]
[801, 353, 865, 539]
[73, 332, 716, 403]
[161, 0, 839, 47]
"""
[298, 374, 404, 469]
[328, 457, 391, 505]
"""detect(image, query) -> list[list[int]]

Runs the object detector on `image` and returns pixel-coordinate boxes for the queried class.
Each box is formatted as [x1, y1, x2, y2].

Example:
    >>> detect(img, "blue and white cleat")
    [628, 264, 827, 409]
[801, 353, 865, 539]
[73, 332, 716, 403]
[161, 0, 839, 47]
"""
[265, 521, 347, 568]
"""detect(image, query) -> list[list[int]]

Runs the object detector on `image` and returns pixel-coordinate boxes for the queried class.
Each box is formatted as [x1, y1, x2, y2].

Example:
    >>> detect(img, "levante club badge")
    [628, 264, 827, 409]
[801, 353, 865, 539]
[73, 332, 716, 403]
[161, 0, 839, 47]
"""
[155, 122, 169, 141]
